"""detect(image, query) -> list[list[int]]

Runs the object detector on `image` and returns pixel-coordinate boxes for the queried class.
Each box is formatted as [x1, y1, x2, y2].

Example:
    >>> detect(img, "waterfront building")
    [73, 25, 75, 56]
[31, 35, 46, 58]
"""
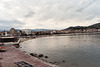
[10, 28, 17, 36]
[22, 29, 32, 35]
[98, 29, 100, 32]
[4, 31, 10, 36]
[0, 31, 10, 36]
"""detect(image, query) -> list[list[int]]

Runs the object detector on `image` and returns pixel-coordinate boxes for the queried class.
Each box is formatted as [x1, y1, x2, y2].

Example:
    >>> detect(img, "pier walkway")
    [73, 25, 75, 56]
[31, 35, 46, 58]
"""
[0, 45, 58, 67]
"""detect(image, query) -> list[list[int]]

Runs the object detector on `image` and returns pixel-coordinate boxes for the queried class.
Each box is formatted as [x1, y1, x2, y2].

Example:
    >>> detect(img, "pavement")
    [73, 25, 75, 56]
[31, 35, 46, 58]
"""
[0, 44, 58, 67]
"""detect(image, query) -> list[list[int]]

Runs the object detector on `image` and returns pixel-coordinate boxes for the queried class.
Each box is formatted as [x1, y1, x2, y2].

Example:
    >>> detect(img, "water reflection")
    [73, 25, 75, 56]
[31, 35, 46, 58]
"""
[20, 35, 100, 67]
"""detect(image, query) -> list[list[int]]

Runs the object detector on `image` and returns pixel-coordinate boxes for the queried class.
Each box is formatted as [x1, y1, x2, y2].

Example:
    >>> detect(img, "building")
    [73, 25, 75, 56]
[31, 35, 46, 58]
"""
[98, 29, 100, 32]
[10, 28, 17, 36]
[22, 29, 32, 35]
[0, 31, 10, 36]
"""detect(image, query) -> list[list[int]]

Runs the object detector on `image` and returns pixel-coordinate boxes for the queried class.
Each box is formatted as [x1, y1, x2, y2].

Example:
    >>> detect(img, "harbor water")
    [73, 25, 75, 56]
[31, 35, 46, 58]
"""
[20, 34, 100, 67]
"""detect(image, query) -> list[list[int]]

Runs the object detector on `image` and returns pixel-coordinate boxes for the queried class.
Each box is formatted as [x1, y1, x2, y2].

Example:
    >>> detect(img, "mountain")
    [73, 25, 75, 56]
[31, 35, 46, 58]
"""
[20, 29, 53, 32]
[89, 23, 100, 29]
[64, 26, 87, 30]
[64, 23, 100, 30]
[30, 29, 53, 32]
[0, 28, 53, 32]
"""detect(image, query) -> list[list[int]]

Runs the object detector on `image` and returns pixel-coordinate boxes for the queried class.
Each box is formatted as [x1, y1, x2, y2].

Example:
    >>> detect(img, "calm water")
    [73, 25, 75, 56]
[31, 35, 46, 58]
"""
[20, 35, 100, 67]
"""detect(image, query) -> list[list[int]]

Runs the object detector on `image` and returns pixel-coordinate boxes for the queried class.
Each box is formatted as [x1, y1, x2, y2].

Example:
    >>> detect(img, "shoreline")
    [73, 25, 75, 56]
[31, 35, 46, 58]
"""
[1, 32, 100, 67]
[13, 45, 59, 67]
[16, 35, 61, 67]
[17, 32, 100, 67]
[20, 32, 100, 42]
[0, 44, 59, 67]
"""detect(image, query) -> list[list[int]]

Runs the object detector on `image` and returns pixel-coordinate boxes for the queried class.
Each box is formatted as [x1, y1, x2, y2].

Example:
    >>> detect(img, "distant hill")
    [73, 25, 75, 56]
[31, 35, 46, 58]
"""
[64, 23, 100, 30]
[0, 28, 53, 32]
[30, 29, 53, 32]
[64, 26, 87, 30]
[0, 23, 100, 32]
[89, 23, 100, 29]
[20, 29, 53, 32]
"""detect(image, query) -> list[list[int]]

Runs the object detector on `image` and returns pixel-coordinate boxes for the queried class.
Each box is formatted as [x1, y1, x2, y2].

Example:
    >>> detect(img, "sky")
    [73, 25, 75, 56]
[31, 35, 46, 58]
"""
[0, 0, 100, 30]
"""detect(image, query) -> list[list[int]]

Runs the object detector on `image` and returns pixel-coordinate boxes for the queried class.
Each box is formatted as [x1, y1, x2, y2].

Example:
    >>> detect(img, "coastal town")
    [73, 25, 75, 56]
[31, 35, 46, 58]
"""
[0, 26, 100, 37]
[1, 0, 100, 67]
[0, 23, 100, 67]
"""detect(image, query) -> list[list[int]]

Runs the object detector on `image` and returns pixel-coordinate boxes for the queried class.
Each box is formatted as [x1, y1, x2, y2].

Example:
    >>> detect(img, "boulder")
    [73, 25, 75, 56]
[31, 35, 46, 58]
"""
[45, 56, 48, 58]
[38, 54, 44, 57]
[30, 53, 35, 56]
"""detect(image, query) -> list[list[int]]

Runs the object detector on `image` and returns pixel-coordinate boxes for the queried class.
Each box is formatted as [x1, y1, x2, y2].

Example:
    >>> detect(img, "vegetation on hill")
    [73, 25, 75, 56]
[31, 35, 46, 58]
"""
[64, 23, 100, 30]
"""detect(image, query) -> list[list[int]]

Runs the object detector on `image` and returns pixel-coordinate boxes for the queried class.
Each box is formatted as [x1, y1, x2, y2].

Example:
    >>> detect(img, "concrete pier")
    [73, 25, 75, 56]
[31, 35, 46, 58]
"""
[0, 45, 58, 67]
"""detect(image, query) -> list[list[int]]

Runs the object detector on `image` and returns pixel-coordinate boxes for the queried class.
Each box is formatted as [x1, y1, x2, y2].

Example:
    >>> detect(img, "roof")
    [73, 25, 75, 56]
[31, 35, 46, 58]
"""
[0, 37, 15, 39]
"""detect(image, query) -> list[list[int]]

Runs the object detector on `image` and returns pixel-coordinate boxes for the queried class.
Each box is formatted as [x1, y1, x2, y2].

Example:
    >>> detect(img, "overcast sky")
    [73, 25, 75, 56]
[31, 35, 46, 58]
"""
[0, 0, 100, 29]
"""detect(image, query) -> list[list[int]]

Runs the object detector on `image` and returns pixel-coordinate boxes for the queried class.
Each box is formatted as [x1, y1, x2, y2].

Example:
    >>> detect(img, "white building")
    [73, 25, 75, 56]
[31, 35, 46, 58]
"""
[22, 29, 32, 35]
[98, 29, 100, 32]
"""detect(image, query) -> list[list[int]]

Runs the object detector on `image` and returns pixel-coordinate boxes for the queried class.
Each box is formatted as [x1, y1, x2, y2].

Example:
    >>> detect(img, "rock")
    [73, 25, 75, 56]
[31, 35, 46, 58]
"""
[45, 56, 48, 58]
[15, 61, 34, 67]
[0, 58, 2, 60]
[49, 62, 55, 64]
[38, 54, 44, 57]
[54, 61, 57, 63]
[64, 46, 66, 47]
[62, 60, 65, 62]
[41, 59, 44, 61]
[13, 44, 20, 48]
[23, 51, 26, 53]
[49, 62, 53, 64]
[30, 53, 35, 56]
[34, 54, 37, 57]
[30, 53, 34, 56]
[44, 60, 47, 62]
[30, 53, 38, 57]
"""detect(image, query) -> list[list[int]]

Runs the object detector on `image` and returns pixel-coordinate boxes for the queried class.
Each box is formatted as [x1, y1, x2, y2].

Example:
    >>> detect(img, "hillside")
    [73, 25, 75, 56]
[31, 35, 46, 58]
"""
[89, 23, 100, 29]
[64, 26, 87, 30]
[64, 23, 100, 30]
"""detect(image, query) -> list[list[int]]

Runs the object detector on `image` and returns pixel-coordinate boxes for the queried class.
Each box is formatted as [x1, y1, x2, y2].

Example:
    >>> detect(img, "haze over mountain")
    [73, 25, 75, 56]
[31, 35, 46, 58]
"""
[27, 29, 53, 32]
[0, 28, 53, 32]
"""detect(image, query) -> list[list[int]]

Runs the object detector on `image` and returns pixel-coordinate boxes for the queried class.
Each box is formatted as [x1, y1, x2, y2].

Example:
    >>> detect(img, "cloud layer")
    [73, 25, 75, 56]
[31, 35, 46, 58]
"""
[0, 0, 100, 29]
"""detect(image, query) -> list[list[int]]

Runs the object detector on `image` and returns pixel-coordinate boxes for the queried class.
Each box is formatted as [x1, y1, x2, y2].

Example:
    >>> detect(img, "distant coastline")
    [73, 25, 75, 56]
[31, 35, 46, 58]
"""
[20, 32, 100, 43]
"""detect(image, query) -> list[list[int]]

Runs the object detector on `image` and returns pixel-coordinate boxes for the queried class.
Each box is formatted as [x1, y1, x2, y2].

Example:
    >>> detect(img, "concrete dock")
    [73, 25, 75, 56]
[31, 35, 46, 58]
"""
[0, 45, 58, 67]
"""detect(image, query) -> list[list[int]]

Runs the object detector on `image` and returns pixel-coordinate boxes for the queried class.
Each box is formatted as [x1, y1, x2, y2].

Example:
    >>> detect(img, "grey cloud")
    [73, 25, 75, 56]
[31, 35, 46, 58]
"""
[0, 19, 24, 28]
[0, 0, 100, 29]
[24, 11, 35, 18]
[76, 0, 96, 12]
[0, 20, 23, 24]
[85, 15, 97, 21]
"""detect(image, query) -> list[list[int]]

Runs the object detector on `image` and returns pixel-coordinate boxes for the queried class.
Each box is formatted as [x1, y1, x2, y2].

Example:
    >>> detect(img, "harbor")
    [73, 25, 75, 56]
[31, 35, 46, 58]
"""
[0, 37, 58, 67]
[0, 0, 100, 66]
[20, 34, 100, 67]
